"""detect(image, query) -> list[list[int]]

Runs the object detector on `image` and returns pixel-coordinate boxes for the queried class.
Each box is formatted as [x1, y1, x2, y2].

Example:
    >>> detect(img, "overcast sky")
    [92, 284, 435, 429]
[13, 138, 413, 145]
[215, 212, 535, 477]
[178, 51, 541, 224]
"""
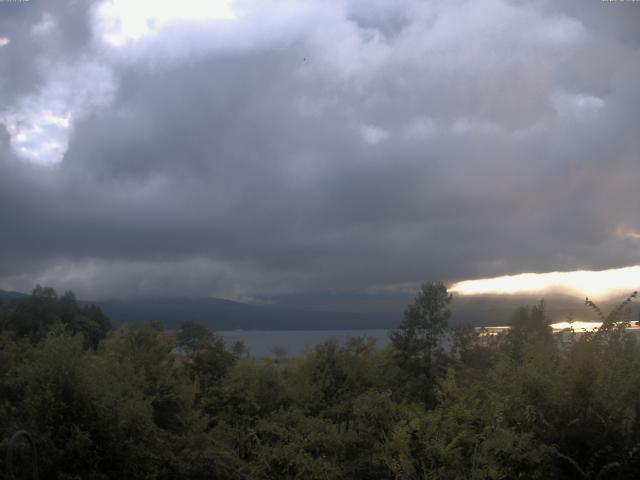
[1, 0, 639, 301]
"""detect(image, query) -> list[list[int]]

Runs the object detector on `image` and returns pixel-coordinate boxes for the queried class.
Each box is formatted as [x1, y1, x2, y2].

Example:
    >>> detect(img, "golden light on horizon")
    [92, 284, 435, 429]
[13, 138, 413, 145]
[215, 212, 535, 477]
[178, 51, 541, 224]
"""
[450, 265, 640, 297]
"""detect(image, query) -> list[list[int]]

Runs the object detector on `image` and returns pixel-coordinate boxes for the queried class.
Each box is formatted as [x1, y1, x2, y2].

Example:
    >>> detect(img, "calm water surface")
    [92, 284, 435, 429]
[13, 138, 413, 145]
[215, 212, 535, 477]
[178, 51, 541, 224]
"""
[219, 323, 640, 358]
[218, 329, 391, 358]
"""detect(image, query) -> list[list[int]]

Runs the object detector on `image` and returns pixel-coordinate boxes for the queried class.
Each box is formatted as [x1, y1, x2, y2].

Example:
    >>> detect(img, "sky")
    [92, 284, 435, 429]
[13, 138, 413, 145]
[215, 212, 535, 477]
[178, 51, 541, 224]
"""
[1, 0, 640, 302]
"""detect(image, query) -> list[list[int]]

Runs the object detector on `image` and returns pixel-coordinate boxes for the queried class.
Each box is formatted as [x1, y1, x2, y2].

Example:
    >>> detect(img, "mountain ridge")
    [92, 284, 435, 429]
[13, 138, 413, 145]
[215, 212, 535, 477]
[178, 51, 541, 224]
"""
[1, 289, 631, 330]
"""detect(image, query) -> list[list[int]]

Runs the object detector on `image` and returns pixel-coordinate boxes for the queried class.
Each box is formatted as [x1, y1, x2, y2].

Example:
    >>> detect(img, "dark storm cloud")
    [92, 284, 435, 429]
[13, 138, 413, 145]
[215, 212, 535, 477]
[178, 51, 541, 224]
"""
[1, 0, 640, 299]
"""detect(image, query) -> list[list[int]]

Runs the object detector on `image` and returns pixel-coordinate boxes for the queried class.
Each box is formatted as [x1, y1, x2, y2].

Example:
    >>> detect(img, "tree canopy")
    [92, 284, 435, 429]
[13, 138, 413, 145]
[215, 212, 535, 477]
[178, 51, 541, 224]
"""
[2, 285, 640, 479]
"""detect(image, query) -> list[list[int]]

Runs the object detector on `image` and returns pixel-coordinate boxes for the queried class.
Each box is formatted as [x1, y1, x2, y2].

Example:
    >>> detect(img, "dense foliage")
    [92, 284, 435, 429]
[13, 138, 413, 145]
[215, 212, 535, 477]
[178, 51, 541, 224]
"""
[2, 284, 640, 479]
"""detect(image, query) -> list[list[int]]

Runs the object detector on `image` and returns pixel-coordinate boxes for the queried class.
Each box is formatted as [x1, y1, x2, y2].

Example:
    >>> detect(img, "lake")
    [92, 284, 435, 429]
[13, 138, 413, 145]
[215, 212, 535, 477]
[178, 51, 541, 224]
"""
[218, 329, 391, 358]
[219, 323, 640, 358]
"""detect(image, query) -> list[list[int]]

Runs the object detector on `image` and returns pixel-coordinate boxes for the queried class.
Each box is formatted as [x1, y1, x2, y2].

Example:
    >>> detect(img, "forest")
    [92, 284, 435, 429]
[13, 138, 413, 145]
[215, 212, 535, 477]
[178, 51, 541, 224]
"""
[2, 283, 640, 479]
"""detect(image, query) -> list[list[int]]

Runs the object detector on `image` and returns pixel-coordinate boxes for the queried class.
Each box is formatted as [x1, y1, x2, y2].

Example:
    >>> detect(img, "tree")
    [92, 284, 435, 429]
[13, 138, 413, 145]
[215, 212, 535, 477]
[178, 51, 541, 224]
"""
[272, 345, 288, 362]
[177, 320, 214, 352]
[75, 303, 111, 349]
[0, 286, 110, 348]
[507, 300, 554, 361]
[177, 321, 236, 397]
[232, 340, 249, 358]
[390, 281, 452, 406]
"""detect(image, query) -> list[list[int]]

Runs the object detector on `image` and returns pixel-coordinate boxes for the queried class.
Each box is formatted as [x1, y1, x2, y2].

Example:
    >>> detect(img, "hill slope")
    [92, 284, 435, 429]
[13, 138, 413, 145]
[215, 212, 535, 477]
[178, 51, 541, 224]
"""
[95, 297, 399, 330]
[2, 289, 626, 330]
[0, 289, 28, 302]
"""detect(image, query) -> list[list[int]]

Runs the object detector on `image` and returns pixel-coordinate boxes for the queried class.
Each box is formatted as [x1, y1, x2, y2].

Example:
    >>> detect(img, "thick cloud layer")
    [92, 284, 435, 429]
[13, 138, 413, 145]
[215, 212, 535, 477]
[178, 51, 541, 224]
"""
[1, 0, 639, 300]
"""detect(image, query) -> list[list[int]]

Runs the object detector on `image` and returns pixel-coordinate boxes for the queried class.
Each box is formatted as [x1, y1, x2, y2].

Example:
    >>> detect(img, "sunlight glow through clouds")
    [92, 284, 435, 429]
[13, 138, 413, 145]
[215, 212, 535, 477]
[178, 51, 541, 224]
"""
[95, 0, 237, 46]
[617, 227, 640, 241]
[2, 62, 115, 166]
[3, 110, 71, 165]
[450, 265, 640, 297]
[5, 0, 237, 166]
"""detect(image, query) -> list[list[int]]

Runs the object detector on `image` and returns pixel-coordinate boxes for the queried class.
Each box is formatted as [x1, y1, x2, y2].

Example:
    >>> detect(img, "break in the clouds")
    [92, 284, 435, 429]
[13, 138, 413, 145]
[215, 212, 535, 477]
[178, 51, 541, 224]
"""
[1, 0, 640, 300]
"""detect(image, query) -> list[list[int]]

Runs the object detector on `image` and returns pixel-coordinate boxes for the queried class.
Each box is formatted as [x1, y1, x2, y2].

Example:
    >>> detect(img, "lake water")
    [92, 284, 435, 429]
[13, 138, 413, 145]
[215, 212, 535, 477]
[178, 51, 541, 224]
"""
[218, 329, 391, 358]
[219, 323, 640, 358]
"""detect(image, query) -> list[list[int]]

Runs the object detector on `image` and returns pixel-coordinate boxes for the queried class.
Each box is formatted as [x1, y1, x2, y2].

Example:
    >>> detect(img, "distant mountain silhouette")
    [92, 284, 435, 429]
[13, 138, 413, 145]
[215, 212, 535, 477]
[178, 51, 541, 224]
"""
[0, 289, 28, 302]
[94, 292, 636, 330]
[1, 288, 627, 330]
[93, 297, 400, 330]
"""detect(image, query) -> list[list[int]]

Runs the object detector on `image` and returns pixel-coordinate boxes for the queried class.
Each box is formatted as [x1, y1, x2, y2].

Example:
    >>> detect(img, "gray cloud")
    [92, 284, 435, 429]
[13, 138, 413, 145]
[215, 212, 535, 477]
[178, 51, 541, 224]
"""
[1, 0, 640, 300]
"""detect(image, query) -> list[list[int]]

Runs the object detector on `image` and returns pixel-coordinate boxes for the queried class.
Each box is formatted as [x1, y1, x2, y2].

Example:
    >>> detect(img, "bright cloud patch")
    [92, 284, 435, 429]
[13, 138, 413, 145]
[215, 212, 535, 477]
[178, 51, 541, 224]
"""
[617, 227, 640, 241]
[2, 115, 69, 165]
[552, 91, 605, 118]
[95, 0, 237, 46]
[2, 62, 115, 165]
[0, 37, 9, 47]
[451, 265, 640, 297]
[361, 125, 389, 145]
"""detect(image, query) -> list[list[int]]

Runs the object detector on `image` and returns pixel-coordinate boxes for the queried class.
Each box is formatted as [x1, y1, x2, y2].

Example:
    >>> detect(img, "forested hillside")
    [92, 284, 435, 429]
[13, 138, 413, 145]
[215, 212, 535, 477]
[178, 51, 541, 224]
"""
[1, 288, 616, 331]
[2, 284, 640, 479]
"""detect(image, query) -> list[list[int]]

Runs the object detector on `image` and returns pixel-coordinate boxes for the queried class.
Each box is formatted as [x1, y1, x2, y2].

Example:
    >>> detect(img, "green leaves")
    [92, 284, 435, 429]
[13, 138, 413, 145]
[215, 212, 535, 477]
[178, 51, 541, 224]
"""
[389, 281, 452, 406]
[5, 285, 640, 478]
[0, 286, 111, 348]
